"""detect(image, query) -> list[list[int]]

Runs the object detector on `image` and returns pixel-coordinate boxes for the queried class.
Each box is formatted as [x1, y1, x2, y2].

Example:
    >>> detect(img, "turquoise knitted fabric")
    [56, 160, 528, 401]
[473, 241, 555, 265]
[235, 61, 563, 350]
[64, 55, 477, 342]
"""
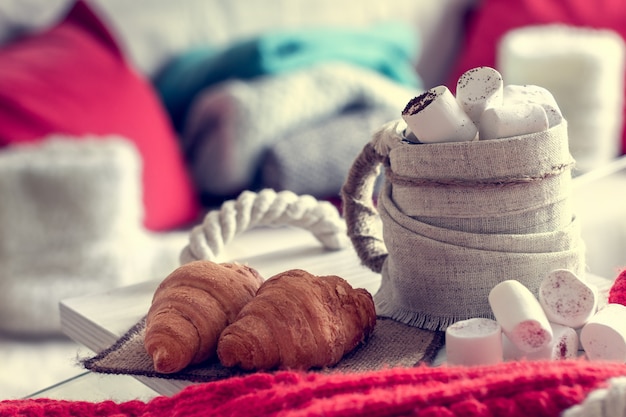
[155, 22, 421, 130]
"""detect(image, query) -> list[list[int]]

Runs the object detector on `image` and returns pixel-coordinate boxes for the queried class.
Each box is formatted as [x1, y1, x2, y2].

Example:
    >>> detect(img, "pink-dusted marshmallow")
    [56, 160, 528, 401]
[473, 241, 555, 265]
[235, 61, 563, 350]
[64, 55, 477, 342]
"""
[580, 303, 626, 362]
[445, 318, 503, 366]
[402, 85, 477, 143]
[539, 269, 598, 328]
[489, 280, 553, 353]
[502, 322, 578, 361]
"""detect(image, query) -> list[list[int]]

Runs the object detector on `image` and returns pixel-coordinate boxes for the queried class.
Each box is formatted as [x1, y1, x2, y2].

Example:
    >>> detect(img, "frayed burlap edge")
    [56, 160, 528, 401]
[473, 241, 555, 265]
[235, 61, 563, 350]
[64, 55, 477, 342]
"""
[82, 316, 444, 383]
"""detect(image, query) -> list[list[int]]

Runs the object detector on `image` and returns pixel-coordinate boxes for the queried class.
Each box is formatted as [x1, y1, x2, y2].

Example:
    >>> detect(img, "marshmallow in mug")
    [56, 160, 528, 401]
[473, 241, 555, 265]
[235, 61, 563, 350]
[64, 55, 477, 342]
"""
[489, 279, 553, 353]
[580, 303, 626, 362]
[538, 269, 598, 329]
[476, 83, 563, 140]
[456, 66, 504, 128]
[445, 318, 503, 366]
[502, 322, 578, 361]
[401, 85, 478, 143]
[479, 102, 549, 140]
[400, 67, 564, 143]
[503, 84, 564, 128]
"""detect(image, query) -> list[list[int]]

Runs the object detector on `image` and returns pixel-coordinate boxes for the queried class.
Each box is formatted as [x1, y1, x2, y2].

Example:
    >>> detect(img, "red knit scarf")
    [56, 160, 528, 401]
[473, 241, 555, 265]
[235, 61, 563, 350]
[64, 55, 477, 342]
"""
[3, 360, 626, 417]
[609, 269, 626, 305]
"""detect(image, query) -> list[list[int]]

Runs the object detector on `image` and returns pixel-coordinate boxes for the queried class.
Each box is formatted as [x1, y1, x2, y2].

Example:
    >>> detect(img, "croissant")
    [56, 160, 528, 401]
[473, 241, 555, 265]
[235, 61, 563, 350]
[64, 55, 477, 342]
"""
[217, 268, 376, 371]
[144, 260, 263, 373]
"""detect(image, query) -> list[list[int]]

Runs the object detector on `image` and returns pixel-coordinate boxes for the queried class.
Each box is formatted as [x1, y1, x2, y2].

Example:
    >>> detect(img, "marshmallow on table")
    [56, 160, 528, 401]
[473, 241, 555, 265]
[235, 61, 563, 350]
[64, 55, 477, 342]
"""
[445, 318, 503, 366]
[402, 85, 477, 143]
[502, 322, 578, 361]
[489, 280, 553, 353]
[503, 84, 564, 128]
[538, 269, 598, 329]
[580, 303, 626, 362]
[478, 102, 549, 140]
[456, 66, 504, 128]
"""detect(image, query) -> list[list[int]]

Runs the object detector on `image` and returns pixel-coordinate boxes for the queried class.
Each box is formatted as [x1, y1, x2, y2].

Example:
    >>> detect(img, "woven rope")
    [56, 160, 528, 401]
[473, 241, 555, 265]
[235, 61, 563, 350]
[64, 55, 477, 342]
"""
[384, 162, 575, 188]
[563, 376, 626, 417]
[340, 121, 399, 273]
[180, 189, 349, 264]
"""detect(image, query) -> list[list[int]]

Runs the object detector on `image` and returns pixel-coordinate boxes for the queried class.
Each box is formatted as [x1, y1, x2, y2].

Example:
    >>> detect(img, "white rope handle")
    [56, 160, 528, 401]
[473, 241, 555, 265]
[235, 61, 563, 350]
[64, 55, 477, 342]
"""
[563, 376, 626, 417]
[180, 189, 349, 264]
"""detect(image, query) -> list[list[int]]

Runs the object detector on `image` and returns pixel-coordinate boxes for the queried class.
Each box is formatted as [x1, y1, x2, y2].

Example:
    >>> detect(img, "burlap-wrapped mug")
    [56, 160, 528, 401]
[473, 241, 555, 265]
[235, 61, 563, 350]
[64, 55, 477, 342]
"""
[341, 119, 586, 331]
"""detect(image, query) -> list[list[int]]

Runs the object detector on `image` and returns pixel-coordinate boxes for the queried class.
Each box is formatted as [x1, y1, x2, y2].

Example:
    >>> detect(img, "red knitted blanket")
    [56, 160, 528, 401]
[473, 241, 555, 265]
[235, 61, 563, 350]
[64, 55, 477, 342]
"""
[3, 360, 626, 416]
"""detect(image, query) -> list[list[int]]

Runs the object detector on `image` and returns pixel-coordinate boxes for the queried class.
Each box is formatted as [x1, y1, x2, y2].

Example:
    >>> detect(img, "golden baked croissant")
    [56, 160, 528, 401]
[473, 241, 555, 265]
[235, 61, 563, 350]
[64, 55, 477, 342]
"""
[144, 260, 263, 373]
[217, 269, 376, 371]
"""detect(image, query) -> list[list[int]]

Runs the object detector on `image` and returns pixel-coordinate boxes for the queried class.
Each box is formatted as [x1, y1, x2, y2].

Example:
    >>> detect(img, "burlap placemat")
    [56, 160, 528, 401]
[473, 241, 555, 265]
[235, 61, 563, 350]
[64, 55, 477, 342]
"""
[83, 316, 444, 382]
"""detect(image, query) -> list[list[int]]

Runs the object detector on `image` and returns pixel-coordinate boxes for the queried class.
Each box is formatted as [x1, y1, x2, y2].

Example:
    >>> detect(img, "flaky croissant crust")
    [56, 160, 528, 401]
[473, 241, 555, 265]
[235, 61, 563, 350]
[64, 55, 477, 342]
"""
[144, 260, 263, 373]
[217, 269, 376, 371]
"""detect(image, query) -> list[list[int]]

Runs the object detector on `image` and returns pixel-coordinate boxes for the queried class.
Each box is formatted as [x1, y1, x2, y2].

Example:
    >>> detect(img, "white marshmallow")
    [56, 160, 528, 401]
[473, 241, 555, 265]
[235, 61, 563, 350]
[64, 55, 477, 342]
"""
[580, 303, 626, 362]
[401, 85, 478, 143]
[456, 66, 504, 128]
[503, 84, 564, 127]
[489, 280, 553, 353]
[445, 318, 503, 366]
[478, 102, 549, 140]
[539, 269, 598, 328]
[502, 323, 578, 361]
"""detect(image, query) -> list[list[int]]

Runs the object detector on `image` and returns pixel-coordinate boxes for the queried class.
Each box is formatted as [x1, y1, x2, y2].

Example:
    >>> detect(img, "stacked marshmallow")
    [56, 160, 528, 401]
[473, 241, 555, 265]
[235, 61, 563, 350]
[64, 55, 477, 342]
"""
[446, 269, 626, 366]
[401, 66, 563, 143]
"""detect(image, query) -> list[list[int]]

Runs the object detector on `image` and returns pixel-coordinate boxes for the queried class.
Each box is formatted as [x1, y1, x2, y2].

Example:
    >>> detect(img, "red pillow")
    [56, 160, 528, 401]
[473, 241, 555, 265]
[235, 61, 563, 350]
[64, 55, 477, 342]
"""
[0, 1, 200, 231]
[448, 0, 626, 153]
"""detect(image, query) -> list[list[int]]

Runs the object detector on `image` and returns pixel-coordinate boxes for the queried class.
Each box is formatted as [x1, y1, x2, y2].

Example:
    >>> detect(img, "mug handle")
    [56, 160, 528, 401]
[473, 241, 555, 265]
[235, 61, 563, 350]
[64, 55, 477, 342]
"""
[341, 141, 389, 273]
